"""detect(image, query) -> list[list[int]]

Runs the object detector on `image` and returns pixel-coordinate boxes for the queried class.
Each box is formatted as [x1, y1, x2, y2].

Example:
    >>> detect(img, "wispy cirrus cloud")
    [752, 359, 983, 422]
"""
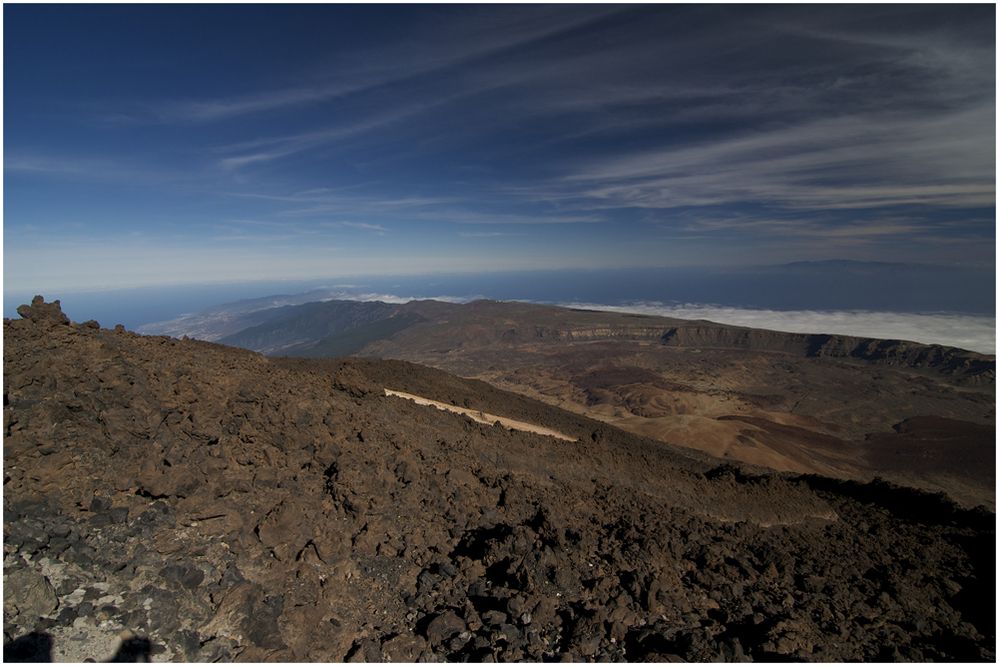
[214, 95, 467, 170]
[224, 188, 602, 227]
[208, 218, 388, 239]
[157, 85, 353, 124]
[459, 231, 525, 238]
[459, 6, 995, 231]
[118, 6, 624, 125]
[339, 221, 387, 234]
[274, 195, 458, 219]
[558, 104, 994, 212]
[222, 191, 457, 228]
[659, 213, 929, 241]
[6, 4, 994, 294]
[4, 153, 183, 184]
[433, 210, 602, 226]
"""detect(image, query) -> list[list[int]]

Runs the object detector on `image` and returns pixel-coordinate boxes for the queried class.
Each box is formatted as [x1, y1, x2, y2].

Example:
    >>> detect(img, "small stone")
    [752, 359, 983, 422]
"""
[577, 634, 602, 657]
[447, 633, 471, 651]
[775, 636, 796, 655]
[175, 630, 201, 658]
[109, 507, 130, 525]
[65, 588, 86, 605]
[89, 513, 113, 528]
[56, 606, 78, 625]
[160, 564, 204, 590]
[47, 538, 70, 557]
[497, 624, 520, 643]
[381, 634, 428, 661]
[481, 610, 507, 627]
[4, 569, 58, 618]
[425, 610, 466, 644]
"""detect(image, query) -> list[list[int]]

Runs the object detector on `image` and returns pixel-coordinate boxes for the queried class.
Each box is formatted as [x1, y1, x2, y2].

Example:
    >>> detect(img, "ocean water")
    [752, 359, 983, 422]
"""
[5, 264, 995, 353]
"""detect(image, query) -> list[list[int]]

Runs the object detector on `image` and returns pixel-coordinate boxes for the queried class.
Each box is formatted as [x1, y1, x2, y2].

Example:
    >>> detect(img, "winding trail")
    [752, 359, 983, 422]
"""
[384, 388, 577, 442]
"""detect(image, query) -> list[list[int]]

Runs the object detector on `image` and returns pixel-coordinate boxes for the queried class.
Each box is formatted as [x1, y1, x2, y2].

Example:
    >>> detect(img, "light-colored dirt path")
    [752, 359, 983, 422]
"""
[384, 389, 577, 442]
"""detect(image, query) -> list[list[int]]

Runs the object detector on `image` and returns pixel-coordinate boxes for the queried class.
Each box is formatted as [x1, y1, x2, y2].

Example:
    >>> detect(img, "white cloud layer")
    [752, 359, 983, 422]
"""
[556, 302, 996, 355]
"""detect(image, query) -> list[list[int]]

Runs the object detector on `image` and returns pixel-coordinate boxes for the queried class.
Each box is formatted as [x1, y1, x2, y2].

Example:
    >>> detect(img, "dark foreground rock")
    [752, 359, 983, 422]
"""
[3, 298, 995, 661]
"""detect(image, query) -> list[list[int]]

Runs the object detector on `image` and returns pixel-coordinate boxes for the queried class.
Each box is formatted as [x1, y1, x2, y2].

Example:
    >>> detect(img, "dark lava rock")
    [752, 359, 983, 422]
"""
[159, 564, 204, 590]
[245, 594, 285, 650]
[2, 297, 995, 662]
[16, 296, 69, 326]
[481, 610, 507, 627]
[424, 610, 466, 645]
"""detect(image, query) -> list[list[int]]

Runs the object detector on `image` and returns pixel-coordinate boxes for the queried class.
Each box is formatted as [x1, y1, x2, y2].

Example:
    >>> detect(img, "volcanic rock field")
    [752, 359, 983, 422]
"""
[3, 298, 995, 661]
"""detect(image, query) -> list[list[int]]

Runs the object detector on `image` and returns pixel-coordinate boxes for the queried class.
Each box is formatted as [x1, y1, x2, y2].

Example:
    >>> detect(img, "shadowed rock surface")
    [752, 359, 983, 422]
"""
[4, 298, 995, 661]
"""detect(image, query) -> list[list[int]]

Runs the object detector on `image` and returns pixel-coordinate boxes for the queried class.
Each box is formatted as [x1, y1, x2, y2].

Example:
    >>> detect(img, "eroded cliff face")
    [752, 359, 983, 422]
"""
[504, 325, 669, 342]
[658, 324, 994, 382]
[3, 298, 995, 662]
[379, 300, 995, 383]
[489, 318, 994, 383]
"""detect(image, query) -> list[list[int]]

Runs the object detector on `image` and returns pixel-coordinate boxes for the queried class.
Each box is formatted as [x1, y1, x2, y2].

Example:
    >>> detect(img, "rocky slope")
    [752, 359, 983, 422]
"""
[220, 300, 405, 356]
[4, 298, 995, 662]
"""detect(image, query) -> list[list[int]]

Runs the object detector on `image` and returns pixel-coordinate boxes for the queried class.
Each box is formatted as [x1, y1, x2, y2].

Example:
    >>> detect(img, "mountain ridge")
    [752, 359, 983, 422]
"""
[206, 297, 996, 377]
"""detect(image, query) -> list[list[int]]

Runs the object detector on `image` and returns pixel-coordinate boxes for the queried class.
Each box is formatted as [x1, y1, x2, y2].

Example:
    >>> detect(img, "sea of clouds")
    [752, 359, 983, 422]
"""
[555, 301, 996, 355]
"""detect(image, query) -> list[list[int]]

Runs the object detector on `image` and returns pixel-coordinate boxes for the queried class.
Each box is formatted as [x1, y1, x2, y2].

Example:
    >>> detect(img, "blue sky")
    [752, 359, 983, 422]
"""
[4, 4, 995, 293]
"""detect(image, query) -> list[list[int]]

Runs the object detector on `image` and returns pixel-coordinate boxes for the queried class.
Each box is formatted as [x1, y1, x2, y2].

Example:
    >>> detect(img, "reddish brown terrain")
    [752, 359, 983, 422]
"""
[264, 299, 992, 509]
[3, 297, 995, 662]
[199, 298, 997, 509]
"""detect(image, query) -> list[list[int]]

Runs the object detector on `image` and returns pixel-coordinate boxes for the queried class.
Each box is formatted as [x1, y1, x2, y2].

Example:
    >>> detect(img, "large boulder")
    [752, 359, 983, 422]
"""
[16, 295, 70, 326]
